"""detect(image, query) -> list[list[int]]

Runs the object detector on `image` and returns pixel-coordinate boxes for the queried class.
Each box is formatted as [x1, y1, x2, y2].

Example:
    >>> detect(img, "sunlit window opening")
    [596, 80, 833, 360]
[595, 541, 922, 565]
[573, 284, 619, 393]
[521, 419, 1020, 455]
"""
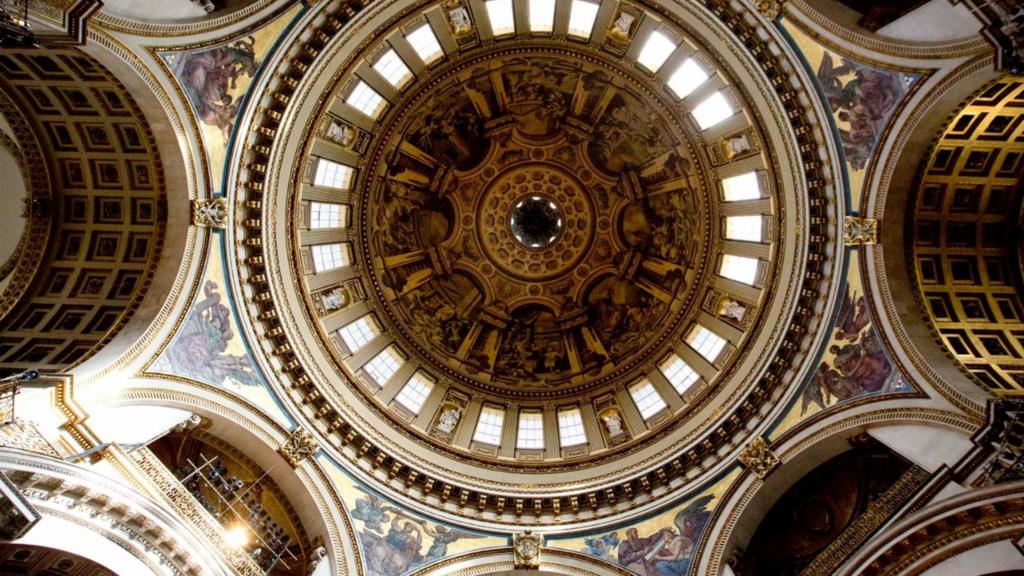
[486, 0, 515, 35]
[529, 0, 556, 32]
[725, 215, 763, 242]
[311, 243, 349, 272]
[567, 0, 599, 38]
[692, 91, 733, 129]
[667, 58, 709, 98]
[722, 172, 761, 201]
[313, 158, 354, 189]
[363, 346, 404, 386]
[395, 373, 434, 414]
[720, 254, 759, 285]
[406, 24, 444, 64]
[688, 325, 727, 362]
[309, 202, 344, 229]
[659, 355, 699, 394]
[373, 49, 413, 88]
[558, 408, 587, 446]
[629, 380, 667, 419]
[637, 30, 676, 73]
[346, 81, 386, 119]
[473, 406, 506, 445]
[338, 315, 378, 352]
[517, 411, 545, 449]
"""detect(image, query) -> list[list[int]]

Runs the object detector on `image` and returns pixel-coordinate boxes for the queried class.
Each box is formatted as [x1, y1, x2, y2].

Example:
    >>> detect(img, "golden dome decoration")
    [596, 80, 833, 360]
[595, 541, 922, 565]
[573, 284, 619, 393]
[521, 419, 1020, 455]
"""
[229, 0, 842, 526]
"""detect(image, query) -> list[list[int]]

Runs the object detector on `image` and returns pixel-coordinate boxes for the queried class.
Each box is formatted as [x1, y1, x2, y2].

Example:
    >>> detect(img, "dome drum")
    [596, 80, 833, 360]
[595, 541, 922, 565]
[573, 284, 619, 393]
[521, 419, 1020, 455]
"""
[229, 0, 842, 526]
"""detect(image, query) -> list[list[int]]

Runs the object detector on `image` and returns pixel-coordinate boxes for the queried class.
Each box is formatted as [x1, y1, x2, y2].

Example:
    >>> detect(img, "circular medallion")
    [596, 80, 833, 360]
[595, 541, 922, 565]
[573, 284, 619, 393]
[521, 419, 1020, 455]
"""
[478, 163, 593, 281]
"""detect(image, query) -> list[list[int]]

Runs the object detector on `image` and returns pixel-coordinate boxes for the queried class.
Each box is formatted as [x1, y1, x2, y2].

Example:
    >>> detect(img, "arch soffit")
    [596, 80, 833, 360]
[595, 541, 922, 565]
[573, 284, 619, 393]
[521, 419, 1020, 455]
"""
[67, 34, 208, 381]
[696, 405, 979, 576]
[837, 480, 1024, 576]
[103, 380, 361, 576]
[782, 0, 992, 63]
[92, 0, 295, 39]
[860, 57, 1003, 421]
[408, 547, 633, 576]
[0, 449, 234, 576]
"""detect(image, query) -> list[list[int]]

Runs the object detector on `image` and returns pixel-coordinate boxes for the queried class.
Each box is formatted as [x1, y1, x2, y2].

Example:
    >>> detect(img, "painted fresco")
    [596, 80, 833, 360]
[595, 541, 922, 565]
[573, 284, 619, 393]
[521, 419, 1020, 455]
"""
[152, 265, 260, 388]
[782, 21, 919, 207]
[771, 251, 910, 439]
[160, 5, 301, 187]
[553, 470, 738, 576]
[322, 459, 505, 576]
[149, 235, 292, 426]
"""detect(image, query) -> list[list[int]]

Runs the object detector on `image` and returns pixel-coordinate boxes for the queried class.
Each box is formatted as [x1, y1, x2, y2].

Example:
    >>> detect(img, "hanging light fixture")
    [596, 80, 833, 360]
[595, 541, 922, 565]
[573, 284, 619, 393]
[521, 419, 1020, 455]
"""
[0, 0, 36, 48]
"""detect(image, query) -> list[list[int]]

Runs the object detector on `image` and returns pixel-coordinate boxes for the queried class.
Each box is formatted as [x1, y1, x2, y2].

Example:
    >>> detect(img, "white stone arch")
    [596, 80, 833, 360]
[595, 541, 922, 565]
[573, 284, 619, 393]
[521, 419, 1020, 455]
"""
[855, 49, 1003, 421]
[0, 448, 234, 576]
[408, 547, 632, 576]
[838, 480, 1024, 575]
[92, 377, 362, 576]
[697, 405, 979, 575]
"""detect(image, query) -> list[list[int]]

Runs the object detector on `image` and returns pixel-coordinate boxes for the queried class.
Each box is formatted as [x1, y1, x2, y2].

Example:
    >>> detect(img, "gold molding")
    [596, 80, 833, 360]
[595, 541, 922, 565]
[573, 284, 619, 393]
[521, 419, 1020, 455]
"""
[737, 437, 781, 479]
[278, 427, 320, 468]
[843, 216, 878, 246]
[192, 197, 229, 228]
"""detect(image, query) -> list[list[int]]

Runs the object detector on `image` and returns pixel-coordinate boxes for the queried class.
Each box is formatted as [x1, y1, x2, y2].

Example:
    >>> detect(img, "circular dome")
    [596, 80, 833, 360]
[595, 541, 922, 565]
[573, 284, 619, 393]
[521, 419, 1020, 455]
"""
[359, 47, 711, 397]
[232, 0, 840, 527]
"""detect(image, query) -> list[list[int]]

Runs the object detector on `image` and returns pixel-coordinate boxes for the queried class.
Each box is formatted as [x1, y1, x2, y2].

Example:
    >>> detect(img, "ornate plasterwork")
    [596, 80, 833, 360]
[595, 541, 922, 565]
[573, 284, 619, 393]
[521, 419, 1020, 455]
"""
[753, 0, 785, 21]
[113, 384, 358, 576]
[278, 427, 320, 468]
[192, 197, 229, 228]
[736, 437, 780, 479]
[513, 530, 544, 568]
[125, 447, 263, 576]
[0, 90, 51, 325]
[0, 470, 39, 540]
[840, 481, 1024, 576]
[0, 451, 223, 576]
[227, 0, 841, 524]
[843, 216, 878, 246]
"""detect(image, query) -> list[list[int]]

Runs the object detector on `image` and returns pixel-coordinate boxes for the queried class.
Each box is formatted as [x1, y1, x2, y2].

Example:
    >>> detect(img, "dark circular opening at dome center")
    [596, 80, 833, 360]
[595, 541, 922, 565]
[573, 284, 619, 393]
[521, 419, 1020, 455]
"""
[509, 196, 563, 248]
